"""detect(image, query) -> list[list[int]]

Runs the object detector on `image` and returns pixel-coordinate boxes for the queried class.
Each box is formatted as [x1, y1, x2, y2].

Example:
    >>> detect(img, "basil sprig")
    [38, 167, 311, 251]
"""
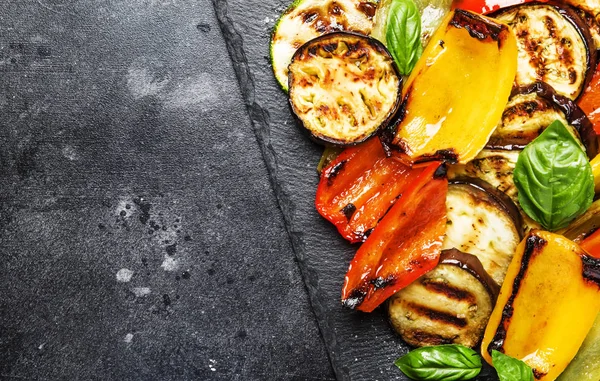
[492, 350, 534, 381]
[513, 119, 594, 231]
[373, 0, 423, 75]
[394, 344, 482, 380]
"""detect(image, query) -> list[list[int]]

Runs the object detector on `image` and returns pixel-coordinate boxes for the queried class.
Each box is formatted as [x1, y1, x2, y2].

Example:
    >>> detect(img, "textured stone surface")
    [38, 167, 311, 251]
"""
[0, 1, 333, 379]
[214, 0, 498, 379]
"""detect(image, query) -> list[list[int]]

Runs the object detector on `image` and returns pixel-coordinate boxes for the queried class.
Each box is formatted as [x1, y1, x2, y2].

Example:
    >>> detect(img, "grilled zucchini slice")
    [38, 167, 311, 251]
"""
[288, 32, 401, 145]
[388, 250, 498, 348]
[270, 0, 376, 91]
[492, 2, 596, 100]
[388, 180, 522, 348]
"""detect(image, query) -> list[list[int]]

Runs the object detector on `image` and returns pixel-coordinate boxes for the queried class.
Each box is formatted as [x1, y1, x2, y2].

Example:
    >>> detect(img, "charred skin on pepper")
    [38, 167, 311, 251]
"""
[389, 10, 518, 164]
[341, 162, 447, 312]
[487, 234, 548, 355]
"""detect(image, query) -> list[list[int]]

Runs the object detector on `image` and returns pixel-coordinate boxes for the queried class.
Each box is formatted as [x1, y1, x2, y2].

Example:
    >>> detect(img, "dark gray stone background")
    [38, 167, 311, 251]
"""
[215, 0, 498, 380]
[0, 1, 334, 380]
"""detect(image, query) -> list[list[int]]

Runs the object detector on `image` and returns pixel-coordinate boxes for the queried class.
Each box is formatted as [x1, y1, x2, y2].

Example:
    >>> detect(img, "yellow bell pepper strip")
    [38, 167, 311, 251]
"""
[556, 312, 600, 381]
[590, 152, 600, 194]
[481, 230, 600, 381]
[383, 10, 517, 164]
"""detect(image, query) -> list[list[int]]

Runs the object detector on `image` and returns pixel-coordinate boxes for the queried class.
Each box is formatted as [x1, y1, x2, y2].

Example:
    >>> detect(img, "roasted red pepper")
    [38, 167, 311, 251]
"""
[341, 162, 448, 312]
[316, 138, 428, 243]
[580, 228, 600, 259]
[578, 62, 600, 135]
[451, 0, 532, 13]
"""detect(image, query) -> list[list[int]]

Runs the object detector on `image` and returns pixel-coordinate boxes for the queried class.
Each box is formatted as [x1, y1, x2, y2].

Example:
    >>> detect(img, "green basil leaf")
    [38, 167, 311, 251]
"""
[513, 119, 594, 231]
[394, 344, 482, 380]
[384, 0, 423, 75]
[492, 350, 534, 381]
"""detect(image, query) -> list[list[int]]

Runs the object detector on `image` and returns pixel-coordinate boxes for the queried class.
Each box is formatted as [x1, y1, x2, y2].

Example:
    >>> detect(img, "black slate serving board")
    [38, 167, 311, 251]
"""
[0, 1, 334, 379]
[213, 0, 499, 379]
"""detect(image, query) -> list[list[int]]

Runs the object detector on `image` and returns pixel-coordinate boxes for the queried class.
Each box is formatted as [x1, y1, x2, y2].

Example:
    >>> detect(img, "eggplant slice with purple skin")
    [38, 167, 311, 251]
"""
[491, 2, 597, 100]
[288, 32, 402, 145]
[487, 82, 598, 159]
[387, 179, 522, 348]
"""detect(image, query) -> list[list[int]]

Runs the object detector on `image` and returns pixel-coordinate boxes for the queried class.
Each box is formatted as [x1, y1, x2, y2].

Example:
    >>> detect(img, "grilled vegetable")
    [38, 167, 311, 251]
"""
[388, 249, 499, 348]
[341, 162, 447, 312]
[481, 230, 600, 381]
[487, 82, 598, 159]
[578, 62, 600, 135]
[270, 0, 376, 91]
[316, 146, 343, 173]
[450, 0, 531, 14]
[448, 149, 520, 202]
[557, 313, 600, 381]
[384, 10, 517, 164]
[288, 32, 401, 145]
[443, 179, 522, 285]
[580, 227, 600, 258]
[316, 138, 430, 242]
[559, 199, 600, 242]
[491, 2, 597, 100]
[387, 179, 521, 347]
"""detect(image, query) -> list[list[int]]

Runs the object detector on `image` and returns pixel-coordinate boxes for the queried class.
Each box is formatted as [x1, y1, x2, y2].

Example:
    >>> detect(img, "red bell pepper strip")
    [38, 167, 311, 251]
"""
[316, 138, 429, 243]
[578, 62, 600, 135]
[580, 228, 600, 259]
[451, 0, 533, 14]
[341, 162, 448, 312]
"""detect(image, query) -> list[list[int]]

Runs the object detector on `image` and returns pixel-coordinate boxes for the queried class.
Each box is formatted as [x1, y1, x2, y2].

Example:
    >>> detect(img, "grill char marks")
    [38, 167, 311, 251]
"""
[407, 302, 469, 328]
[491, 2, 596, 101]
[488, 234, 548, 355]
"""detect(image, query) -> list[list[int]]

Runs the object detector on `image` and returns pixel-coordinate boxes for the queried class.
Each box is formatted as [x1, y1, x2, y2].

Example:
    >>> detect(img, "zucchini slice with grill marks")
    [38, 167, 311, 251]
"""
[270, 0, 376, 91]
[288, 32, 401, 145]
[491, 2, 597, 100]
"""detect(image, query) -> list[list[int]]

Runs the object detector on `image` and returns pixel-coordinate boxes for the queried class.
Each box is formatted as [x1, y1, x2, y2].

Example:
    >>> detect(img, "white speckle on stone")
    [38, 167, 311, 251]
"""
[127, 60, 169, 99]
[61, 145, 79, 160]
[132, 287, 151, 297]
[38, 343, 46, 350]
[116, 268, 134, 283]
[161, 255, 179, 272]
[163, 73, 229, 112]
[209, 359, 217, 372]
[124, 333, 134, 343]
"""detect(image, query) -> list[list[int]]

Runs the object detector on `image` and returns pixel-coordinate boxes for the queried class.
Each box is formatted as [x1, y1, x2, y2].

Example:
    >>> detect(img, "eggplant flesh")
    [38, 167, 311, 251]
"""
[288, 32, 401, 145]
[487, 82, 598, 159]
[388, 180, 522, 348]
[443, 180, 522, 285]
[388, 250, 496, 348]
[270, 0, 376, 91]
[492, 2, 595, 100]
[448, 149, 520, 202]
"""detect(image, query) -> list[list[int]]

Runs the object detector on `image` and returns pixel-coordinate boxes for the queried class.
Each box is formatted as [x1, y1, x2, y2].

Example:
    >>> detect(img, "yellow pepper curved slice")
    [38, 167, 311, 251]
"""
[481, 230, 600, 380]
[386, 10, 517, 164]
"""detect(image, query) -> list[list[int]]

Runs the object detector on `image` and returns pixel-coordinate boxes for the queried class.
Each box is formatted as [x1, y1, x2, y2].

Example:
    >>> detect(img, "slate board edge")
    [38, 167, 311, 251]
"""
[210, 0, 346, 379]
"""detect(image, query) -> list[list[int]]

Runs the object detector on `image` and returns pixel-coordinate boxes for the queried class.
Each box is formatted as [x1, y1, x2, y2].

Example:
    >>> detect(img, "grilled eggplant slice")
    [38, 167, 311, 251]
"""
[270, 0, 376, 91]
[443, 179, 522, 285]
[448, 149, 520, 202]
[388, 249, 498, 348]
[487, 82, 598, 159]
[387, 180, 522, 348]
[491, 2, 596, 100]
[288, 32, 401, 145]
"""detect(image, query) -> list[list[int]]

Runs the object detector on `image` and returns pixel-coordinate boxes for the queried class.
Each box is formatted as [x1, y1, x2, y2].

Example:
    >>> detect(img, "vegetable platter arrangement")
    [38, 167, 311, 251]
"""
[270, 0, 600, 378]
